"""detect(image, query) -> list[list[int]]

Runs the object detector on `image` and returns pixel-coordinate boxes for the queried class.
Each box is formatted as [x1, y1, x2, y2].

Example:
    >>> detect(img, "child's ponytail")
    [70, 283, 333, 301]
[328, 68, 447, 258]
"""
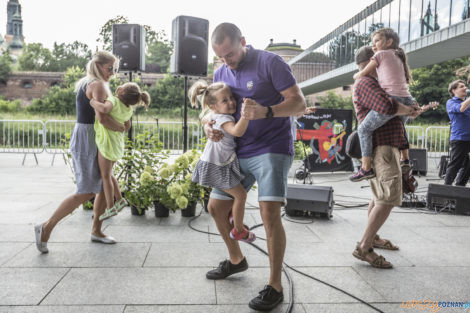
[189, 80, 209, 109]
[140, 91, 150, 111]
[395, 48, 413, 84]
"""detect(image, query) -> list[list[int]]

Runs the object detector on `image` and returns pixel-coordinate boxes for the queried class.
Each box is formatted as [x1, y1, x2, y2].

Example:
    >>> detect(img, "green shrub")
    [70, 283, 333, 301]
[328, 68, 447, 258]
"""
[0, 98, 22, 113]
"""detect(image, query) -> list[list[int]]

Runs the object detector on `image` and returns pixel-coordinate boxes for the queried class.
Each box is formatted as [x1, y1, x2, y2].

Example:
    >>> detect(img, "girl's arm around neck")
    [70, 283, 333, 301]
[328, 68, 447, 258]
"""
[353, 59, 378, 80]
[221, 117, 249, 137]
[90, 98, 113, 114]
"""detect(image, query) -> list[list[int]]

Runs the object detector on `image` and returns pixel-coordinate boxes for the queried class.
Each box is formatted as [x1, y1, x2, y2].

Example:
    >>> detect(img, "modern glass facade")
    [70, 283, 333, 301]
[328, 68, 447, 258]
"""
[289, 0, 470, 84]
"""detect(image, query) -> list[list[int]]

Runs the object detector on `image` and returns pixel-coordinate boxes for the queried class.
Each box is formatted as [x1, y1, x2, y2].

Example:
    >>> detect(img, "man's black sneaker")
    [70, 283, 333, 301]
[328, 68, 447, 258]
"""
[248, 285, 284, 311]
[206, 257, 248, 280]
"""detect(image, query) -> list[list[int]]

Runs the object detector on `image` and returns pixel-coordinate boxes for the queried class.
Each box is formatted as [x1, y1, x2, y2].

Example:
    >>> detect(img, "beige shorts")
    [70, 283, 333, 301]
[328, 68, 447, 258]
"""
[370, 145, 402, 206]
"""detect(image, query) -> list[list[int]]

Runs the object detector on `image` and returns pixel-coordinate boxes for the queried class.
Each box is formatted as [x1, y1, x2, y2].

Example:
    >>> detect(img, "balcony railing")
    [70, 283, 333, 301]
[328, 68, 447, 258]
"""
[289, 0, 470, 84]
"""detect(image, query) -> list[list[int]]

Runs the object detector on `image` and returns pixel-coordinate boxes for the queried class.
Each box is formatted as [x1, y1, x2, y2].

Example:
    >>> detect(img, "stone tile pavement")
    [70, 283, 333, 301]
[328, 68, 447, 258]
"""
[0, 154, 469, 313]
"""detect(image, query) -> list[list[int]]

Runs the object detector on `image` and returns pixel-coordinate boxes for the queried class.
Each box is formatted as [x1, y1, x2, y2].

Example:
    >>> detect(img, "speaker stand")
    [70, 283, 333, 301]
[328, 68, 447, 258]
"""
[127, 71, 133, 142]
[183, 75, 188, 152]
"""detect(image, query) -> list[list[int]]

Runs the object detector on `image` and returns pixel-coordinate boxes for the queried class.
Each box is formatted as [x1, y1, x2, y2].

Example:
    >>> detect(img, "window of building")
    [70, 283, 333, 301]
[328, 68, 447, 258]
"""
[23, 81, 33, 89]
[342, 85, 351, 91]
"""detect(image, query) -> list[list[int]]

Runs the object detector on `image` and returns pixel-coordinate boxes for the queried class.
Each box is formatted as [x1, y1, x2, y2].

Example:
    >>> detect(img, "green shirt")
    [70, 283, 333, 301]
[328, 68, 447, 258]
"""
[94, 96, 133, 161]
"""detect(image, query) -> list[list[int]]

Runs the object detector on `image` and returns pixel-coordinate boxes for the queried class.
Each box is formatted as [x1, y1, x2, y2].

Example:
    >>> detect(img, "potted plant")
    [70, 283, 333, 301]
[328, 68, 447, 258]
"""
[115, 131, 168, 215]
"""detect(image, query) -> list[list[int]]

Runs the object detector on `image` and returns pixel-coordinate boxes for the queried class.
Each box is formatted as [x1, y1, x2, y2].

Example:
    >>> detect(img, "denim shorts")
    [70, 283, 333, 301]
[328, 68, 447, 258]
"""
[210, 153, 293, 204]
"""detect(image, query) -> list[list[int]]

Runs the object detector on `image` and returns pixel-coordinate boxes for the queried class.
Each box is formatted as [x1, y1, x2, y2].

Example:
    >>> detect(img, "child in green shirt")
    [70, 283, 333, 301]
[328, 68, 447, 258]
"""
[90, 82, 150, 220]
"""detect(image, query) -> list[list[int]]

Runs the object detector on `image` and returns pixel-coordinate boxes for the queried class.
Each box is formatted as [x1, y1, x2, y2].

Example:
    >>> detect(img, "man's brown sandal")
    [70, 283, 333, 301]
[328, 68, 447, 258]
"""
[352, 244, 393, 269]
[373, 234, 399, 250]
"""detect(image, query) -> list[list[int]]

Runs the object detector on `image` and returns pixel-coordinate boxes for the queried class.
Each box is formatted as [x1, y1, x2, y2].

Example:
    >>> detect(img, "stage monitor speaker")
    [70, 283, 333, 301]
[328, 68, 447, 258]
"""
[285, 184, 334, 219]
[409, 148, 428, 176]
[438, 155, 450, 178]
[112, 24, 146, 72]
[427, 183, 470, 215]
[170, 16, 208, 76]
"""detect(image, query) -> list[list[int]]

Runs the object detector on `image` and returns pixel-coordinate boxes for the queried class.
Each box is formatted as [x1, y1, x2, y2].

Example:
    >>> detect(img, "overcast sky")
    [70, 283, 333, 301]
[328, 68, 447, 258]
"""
[2, 0, 376, 59]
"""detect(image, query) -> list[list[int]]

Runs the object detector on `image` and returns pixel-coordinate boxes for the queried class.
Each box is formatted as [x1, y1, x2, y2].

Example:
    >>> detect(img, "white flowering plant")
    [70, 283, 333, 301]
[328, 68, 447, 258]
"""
[152, 150, 208, 211]
[115, 131, 170, 212]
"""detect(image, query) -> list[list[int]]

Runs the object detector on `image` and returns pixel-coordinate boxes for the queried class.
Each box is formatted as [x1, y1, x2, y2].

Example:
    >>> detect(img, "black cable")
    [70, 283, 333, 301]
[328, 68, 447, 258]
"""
[187, 209, 384, 313]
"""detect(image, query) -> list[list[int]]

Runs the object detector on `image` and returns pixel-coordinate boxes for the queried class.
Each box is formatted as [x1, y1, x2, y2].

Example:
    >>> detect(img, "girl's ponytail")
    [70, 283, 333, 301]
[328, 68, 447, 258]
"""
[140, 91, 150, 111]
[395, 48, 413, 84]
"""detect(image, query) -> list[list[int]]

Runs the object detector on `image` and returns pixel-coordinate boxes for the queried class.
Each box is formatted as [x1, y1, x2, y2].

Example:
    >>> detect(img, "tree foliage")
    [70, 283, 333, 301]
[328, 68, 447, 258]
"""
[0, 50, 13, 81]
[18, 42, 92, 72]
[148, 75, 184, 109]
[317, 91, 353, 110]
[17, 43, 53, 71]
[410, 57, 470, 123]
[49, 41, 92, 71]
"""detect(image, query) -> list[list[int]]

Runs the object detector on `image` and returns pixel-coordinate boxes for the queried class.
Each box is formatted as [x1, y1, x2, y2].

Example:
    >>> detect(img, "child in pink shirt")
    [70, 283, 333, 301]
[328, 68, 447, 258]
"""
[350, 28, 415, 182]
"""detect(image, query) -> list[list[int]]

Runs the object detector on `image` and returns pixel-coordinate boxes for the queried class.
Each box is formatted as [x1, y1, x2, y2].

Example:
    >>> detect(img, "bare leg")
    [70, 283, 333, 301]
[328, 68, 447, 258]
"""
[259, 201, 285, 292]
[222, 184, 247, 234]
[42, 193, 94, 242]
[208, 198, 244, 264]
[359, 203, 393, 251]
[92, 191, 106, 237]
[112, 176, 122, 201]
[97, 151, 115, 209]
[401, 149, 409, 161]
[362, 156, 372, 171]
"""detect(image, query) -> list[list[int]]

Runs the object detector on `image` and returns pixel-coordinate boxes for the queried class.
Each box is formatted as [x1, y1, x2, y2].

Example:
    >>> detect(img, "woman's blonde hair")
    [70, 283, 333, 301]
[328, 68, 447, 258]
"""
[188, 80, 229, 119]
[116, 82, 150, 111]
[372, 28, 413, 84]
[74, 50, 119, 95]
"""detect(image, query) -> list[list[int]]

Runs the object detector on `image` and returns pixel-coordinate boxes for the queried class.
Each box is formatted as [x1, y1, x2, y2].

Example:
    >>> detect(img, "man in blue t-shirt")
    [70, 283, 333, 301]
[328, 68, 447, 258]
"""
[204, 23, 306, 311]
[444, 80, 470, 186]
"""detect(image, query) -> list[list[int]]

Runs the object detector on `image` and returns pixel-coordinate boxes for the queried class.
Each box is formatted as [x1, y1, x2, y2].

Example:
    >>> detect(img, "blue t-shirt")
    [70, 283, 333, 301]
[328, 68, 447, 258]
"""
[213, 45, 297, 158]
[446, 96, 470, 141]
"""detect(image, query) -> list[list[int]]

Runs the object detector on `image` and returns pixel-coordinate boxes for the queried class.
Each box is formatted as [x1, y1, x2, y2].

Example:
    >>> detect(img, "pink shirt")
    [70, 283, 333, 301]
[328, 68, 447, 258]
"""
[372, 49, 411, 97]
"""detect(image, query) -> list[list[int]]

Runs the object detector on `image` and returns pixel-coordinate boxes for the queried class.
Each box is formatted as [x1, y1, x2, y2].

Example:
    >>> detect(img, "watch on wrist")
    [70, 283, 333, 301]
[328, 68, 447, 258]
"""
[265, 106, 274, 119]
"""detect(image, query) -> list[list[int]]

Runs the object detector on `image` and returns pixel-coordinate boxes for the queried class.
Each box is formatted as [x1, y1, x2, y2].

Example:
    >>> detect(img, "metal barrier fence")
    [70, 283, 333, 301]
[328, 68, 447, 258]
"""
[0, 120, 45, 165]
[1, 119, 203, 165]
[0, 119, 452, 166]
[406, 125, 425, 149]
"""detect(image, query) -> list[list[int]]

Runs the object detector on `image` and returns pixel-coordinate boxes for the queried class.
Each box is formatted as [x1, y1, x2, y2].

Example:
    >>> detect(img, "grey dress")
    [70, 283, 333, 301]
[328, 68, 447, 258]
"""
[70, 82, 102, 194]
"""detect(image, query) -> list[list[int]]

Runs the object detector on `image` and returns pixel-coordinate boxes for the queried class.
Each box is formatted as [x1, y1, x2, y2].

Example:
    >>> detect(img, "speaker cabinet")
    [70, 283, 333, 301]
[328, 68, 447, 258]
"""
[285, 184, 334, 219]
[409, 148, 428, 176]
[170, 16, 208, 76]
[112, 24, 146, 72]
[427, 183, 470, 215]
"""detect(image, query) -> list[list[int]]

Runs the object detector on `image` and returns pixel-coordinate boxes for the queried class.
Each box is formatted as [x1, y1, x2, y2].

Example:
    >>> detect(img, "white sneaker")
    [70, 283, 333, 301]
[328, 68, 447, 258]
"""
[34, 223, 49, 254]
[90, 234, 116, 244]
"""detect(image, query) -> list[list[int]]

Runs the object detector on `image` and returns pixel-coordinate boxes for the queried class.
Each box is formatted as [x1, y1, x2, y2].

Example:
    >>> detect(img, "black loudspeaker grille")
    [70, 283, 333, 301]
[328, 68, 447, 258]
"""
[427, 183, 470, 215]
[409, 148, 428, 176]
[170, 16, 208, 76]
[285, 184, 334, 216]
[112, 24, 146, 72]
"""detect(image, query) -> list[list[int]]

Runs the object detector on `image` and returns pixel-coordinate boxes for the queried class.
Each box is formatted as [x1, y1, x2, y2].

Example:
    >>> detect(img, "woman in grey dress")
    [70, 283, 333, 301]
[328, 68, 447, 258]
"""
[34, 51, 129, 253]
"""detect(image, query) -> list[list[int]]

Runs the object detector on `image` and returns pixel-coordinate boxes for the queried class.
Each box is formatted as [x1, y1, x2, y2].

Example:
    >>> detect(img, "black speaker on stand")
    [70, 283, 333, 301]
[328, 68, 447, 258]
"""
[112, 24, 146, 72]
[170, 16, 208, 152]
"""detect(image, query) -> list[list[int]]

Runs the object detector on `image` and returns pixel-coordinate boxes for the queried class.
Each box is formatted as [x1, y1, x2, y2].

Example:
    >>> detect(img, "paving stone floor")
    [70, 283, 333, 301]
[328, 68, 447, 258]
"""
[0, 154, 469, 313]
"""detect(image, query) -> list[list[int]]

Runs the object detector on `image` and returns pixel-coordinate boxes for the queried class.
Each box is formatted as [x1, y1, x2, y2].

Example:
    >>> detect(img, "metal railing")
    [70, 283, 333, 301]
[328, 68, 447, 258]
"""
[406, 125, 425, 149]
[1, 119, 204, 165]
[289, 0, 470, 84]
[0, 120, 45, 165]
[0, 119, 453, 167]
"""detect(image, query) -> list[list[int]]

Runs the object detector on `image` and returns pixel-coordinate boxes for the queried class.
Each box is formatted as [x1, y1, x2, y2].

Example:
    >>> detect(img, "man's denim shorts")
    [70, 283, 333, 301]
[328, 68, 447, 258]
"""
[210, 153, 293, 204]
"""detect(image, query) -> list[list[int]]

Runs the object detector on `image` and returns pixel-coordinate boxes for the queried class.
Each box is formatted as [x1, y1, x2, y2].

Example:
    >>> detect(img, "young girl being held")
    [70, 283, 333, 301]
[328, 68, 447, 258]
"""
[190, 80, 255, 243]
[90, 82, 150, 220]
[351, 27, 416, 182]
